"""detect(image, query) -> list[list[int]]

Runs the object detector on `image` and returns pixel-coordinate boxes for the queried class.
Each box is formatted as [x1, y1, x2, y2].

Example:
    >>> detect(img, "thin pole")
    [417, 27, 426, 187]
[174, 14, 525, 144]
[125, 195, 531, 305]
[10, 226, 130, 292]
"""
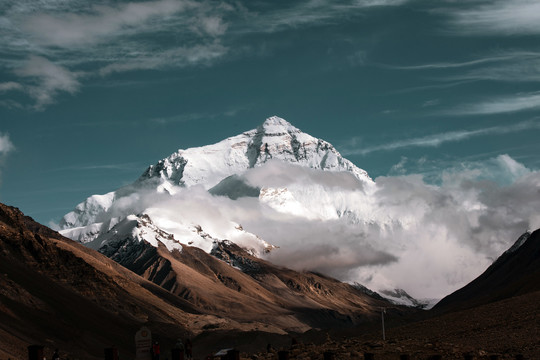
[381, 307, 386, 341]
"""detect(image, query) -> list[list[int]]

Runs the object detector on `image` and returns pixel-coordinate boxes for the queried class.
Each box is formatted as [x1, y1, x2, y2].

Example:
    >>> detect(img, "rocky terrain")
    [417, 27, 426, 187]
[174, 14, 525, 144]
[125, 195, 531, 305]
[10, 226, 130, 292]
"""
[239, 289, 539, 359]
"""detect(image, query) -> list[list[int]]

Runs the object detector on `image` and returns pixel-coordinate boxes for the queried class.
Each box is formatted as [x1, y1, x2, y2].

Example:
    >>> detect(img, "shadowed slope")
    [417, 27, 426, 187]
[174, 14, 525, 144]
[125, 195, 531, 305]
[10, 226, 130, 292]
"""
[0, 203, 220, 359]
[434, 229, 540, 313]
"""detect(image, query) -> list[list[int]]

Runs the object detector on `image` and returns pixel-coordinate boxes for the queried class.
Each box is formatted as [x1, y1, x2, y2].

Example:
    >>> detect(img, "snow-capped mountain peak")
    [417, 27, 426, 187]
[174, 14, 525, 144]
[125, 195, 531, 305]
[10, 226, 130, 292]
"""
[136, 115, 371, 190]
[259, 115, 301, 135]
[59, 116, 372, 272]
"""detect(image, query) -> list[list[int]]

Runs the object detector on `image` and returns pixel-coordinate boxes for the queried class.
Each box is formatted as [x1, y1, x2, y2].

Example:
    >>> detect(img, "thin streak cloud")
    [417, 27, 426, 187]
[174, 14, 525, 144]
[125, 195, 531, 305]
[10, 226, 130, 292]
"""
[385, 51, 540, 84]
[445, 0, 540, 35]
[450, 92, 540, 116]
[381, 54, 522, 70]
[343, 121, 540, 155]
[244, 0, 409, 33]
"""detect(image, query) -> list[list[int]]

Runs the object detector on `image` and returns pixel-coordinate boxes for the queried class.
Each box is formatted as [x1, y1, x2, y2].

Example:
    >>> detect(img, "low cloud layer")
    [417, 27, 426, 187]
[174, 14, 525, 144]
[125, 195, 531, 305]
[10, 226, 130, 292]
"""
[238, 156, 540, 299]
[82, 154, 540, 300]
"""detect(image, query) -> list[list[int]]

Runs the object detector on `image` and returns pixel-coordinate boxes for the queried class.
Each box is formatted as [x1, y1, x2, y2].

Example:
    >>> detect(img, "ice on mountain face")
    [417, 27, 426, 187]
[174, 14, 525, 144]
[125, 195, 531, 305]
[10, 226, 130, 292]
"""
[259, 187, 321, 220]
[379, 288, 435, 309]
[59, 217, 122, 245]
[88, 210, 272, 258]
[91, 214, 183, 253]
[59, 191, 116, 228]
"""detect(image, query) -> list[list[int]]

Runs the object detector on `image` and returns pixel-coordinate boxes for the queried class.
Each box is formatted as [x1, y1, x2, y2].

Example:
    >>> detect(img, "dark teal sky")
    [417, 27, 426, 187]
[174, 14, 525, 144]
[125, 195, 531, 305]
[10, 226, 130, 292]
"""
[1, 0, 540, 224]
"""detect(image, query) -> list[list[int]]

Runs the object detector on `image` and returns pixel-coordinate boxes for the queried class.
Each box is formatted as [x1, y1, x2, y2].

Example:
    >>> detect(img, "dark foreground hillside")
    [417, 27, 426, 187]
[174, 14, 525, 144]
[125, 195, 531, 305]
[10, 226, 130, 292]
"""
[0, 203, 202, 359]
[244, 230, 540, 359]
[0, 202, 399, 359]
[434, 230, 540, 313]
[242, 289, 539, 359]
[2, 200, 537, 359]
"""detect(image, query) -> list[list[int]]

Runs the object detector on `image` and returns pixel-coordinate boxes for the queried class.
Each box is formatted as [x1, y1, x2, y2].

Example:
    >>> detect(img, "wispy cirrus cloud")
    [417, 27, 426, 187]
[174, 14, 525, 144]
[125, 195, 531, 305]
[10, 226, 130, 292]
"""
[385, 50, 540, 83]
[242, 0, 409, 33]
[13, 56, 81, 110]
[98, 42, 228, 76]
[382, 53, 524, 70]
[449, 92, 540, 116]
[19, 0, 189, 47]
[445, 0, 540, 36]
[342, 120, 540, 155]
[0, 0, 234, 109]
[0, 0, 413, 110]
[0, 81, 23, 92]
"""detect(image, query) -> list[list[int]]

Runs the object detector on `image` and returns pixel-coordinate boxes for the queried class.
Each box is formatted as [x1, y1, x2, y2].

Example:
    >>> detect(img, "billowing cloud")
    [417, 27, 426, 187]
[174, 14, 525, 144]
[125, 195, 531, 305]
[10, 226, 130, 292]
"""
[238, 156, 540, 299]
[244, 159, 365, 191]
[80, 155, 540, 300]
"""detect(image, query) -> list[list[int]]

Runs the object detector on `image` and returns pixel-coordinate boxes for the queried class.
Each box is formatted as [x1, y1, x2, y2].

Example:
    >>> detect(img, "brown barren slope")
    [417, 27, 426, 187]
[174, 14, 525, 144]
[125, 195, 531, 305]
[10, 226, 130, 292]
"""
[0, 202, 403, 359]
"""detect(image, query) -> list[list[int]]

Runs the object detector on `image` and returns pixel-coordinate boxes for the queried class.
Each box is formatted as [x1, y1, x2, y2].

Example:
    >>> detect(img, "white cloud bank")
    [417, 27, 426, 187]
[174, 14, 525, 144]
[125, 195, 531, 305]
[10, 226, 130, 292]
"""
[241, 156, 540, 299]
[80, 155, 540, 300]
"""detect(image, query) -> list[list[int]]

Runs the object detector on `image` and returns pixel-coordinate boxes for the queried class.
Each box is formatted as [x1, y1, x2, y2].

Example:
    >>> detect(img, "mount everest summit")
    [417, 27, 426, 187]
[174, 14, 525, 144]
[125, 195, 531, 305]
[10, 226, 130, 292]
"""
[58, 115, 524, 304]
[59, 116, 376, 254]
[58, 116, 400, 293]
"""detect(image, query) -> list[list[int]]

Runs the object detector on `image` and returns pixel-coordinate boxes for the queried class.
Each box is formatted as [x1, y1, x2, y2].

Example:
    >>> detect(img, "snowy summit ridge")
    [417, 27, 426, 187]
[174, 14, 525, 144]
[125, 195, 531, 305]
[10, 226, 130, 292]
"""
[137, 116, 370, 190]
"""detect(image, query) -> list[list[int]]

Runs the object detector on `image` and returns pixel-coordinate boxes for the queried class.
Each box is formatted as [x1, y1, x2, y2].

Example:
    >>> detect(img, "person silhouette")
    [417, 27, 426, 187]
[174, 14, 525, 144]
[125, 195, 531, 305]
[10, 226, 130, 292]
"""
[152, 341, 161, 360]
